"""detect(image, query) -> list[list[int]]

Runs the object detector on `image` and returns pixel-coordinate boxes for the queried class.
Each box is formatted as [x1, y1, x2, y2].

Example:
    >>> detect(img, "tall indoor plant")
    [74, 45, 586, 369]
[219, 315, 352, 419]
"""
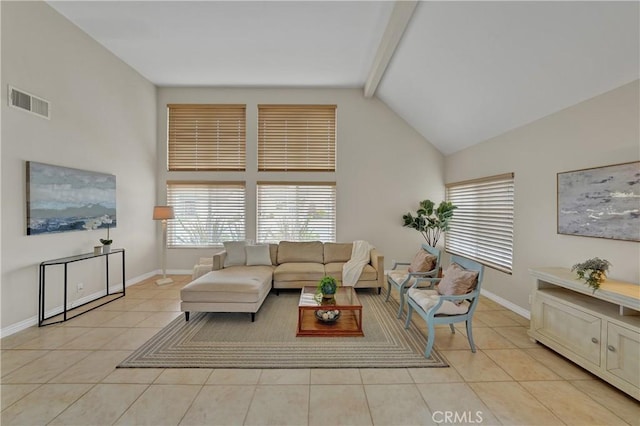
[402, 199, 457, 246]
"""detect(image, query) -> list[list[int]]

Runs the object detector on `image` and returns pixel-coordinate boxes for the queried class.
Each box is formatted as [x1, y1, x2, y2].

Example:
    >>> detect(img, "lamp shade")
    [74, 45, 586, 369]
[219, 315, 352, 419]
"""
[153, 205, 175, 220]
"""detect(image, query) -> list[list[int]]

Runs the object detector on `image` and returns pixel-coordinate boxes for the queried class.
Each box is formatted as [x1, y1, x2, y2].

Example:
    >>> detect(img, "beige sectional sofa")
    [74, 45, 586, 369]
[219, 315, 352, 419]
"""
[181, 241, 384, 321]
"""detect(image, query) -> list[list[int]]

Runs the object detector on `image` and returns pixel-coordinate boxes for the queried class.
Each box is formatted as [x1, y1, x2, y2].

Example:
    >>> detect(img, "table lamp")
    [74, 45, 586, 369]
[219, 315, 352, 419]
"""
[153, 205, 175, 286]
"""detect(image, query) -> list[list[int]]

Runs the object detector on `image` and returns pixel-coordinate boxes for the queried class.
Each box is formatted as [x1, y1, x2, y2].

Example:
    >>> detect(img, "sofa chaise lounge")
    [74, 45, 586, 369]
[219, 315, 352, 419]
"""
[180, 241, 384, 321]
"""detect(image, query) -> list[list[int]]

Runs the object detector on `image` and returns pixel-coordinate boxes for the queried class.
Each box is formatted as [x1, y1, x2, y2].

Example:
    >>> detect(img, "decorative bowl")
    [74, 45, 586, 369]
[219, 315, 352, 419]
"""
[315, 309, 341, 323]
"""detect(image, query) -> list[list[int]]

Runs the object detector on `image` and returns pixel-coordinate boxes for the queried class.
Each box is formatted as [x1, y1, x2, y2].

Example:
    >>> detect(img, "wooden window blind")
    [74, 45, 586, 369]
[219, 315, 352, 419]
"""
[168, 104, 246, 171]
[166, 181, 245, 248]
[256, 182, 336, 243]
[257, 104, 336, 171]
[445, 173, 515, 274]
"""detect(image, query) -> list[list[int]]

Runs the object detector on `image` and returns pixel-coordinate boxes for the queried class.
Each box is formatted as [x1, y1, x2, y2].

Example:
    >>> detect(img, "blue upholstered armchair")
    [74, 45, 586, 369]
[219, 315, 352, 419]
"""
[385, 244, 441, 318]
[404, 254, 484, 358]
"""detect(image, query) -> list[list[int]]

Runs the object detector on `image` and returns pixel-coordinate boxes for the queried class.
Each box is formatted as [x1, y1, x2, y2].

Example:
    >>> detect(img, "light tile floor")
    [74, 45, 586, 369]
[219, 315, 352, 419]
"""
[2, 275, 639, 425]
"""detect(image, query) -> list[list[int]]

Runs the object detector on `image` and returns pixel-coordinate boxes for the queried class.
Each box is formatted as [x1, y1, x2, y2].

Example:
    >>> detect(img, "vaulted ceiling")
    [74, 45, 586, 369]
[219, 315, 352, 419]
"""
[48, 1, 639, 155]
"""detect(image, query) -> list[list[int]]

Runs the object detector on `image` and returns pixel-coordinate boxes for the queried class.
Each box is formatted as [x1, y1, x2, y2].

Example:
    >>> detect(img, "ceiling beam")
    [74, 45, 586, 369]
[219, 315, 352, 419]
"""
[364, 1, 418, 98]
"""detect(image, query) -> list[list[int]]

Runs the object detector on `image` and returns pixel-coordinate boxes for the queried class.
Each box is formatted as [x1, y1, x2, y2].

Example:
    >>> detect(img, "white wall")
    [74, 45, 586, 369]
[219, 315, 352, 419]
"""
[11, 2, 632, 333]
[1, 2, 157, 332]
[157, 87, 445, 271]
[445, 80, 640, 313]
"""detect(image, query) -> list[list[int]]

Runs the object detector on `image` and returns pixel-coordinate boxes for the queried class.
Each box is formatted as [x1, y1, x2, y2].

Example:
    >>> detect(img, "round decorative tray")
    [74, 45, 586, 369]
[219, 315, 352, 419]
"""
[315, 309, 341, 323]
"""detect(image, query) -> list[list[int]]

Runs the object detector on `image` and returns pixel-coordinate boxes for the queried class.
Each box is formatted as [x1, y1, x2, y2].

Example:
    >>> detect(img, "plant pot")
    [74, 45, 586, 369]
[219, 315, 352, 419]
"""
[594, 271, 606, 282]
[102, 244, 112, 254]
[318, 276, 338, 298]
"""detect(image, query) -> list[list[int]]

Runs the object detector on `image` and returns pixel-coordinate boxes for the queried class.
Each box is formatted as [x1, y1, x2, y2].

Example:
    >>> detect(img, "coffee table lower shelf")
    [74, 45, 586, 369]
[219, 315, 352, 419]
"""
[296, 308, 363, 337]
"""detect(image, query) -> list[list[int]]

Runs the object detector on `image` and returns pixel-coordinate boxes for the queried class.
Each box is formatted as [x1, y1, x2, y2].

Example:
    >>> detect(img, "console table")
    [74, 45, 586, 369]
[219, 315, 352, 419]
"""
[528, 267, 639, 400]
[39, 248, 126, 326]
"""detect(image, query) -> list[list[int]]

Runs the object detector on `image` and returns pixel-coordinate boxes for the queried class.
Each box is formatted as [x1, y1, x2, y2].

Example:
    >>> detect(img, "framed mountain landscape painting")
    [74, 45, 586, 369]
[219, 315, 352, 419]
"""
[26, 161, 116, 235]
[557, 161, 640, 242]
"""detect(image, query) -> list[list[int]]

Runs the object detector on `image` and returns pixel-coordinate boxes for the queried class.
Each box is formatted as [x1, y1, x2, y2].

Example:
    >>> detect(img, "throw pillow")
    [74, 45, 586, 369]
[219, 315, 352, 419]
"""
[245, 244, 272, 266]
[408, 250, 437, 273]
[223, 241, 247, 267]
[437, 263, 479, 297]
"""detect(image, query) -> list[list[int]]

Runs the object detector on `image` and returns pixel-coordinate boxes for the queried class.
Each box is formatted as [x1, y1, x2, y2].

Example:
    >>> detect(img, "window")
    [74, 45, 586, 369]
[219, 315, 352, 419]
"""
[446, 173, 515, 273]
[258, 104, 336, 171]
[166, 182, 245, 248]
[168, 104, 246, 171]
[257, 183, 336, 243]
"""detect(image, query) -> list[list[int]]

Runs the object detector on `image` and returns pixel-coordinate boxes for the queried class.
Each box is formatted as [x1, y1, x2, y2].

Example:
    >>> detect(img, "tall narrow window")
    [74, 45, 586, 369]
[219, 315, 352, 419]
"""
[166, 182, 245, 248]
[257, 183, 336, 243]
[446, 173, 515, 273]
[258, 104, 336, 171]
[168, 104, 246, 171]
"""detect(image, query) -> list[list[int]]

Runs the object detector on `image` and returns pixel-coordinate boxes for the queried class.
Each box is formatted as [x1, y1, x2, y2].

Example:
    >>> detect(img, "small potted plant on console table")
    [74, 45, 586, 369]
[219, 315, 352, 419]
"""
[100, 219, 113, 254]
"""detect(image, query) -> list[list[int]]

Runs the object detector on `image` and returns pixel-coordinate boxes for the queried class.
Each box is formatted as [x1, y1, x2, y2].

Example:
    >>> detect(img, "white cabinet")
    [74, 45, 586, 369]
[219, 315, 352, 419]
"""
[531, 293, 602, 367]
[529, 268, 640, 401]
[606, 322, 640, 389]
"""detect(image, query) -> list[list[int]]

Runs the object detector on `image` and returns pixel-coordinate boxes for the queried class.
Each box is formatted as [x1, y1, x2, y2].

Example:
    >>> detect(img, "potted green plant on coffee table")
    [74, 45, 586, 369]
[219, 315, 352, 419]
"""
[317, 276, 338, 299]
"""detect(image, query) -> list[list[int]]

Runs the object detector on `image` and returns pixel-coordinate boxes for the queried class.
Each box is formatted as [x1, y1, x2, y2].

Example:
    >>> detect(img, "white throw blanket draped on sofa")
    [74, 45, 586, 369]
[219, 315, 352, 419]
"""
[342, 240, 372, 286]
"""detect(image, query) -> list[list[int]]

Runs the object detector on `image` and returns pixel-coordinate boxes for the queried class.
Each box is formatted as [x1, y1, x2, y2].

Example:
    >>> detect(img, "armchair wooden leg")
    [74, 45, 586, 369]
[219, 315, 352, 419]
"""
[404, 304, 413, 329]
[466, 320, 476, 353]
[397, 288, 405, 319]
[425, 321, 436, 359]
[449, 323, 455, 334]
[185, 312, 190, 321]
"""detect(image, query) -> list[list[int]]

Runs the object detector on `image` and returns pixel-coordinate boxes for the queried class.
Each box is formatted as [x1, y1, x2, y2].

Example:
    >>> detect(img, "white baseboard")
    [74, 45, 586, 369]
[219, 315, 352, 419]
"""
[480, 288, 530, 320]
[136, 270, 162, 283]
[168, 269, 192, 275]
[3, 273, 519, 338]
[1, 317, 38, 339]
[0, 271, 154, 339]
[151, 269, 192, 276]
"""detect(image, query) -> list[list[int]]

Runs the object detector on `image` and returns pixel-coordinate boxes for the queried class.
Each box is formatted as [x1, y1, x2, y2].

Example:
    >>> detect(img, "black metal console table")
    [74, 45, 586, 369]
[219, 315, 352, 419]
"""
[39, 248, 126, 326]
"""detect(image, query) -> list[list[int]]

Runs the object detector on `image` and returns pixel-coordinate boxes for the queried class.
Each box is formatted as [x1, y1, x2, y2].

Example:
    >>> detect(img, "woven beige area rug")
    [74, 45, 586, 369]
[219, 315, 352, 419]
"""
[118, 290, 448, 368]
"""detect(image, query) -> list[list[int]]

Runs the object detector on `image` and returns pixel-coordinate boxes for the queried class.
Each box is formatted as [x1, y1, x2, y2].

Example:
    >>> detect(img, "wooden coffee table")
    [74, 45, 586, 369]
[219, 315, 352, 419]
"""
[296, 286, 363, 337]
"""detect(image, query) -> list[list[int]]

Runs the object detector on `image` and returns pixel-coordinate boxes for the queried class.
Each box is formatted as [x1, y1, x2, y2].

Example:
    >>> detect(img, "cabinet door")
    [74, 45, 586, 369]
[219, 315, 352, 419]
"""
[532, 293, 601, 366]
[606, 322, 640, 388]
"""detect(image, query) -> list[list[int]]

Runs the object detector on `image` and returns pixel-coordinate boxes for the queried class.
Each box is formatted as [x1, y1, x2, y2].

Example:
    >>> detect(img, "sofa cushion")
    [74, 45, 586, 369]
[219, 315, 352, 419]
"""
[269, 243, 278, 265]
[223, 241, 247, 267]
[274, 262, 325, 282]
[324, 262, 377, 282]
[323, 243, 353, 264]
[181, 266, 273, 304]
[277, 241, 324, 264]
[245, 244, 272, 266]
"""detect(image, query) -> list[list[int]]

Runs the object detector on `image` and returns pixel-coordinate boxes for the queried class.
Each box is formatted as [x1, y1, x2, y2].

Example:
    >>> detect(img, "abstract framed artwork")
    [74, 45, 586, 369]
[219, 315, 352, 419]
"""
[557, 161, 639, 242]
[26, 161, 116, 235]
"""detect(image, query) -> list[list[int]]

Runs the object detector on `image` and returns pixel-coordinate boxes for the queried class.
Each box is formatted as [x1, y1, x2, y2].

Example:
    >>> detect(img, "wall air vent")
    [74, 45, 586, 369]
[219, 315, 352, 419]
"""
[8, 86, 50, 119]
